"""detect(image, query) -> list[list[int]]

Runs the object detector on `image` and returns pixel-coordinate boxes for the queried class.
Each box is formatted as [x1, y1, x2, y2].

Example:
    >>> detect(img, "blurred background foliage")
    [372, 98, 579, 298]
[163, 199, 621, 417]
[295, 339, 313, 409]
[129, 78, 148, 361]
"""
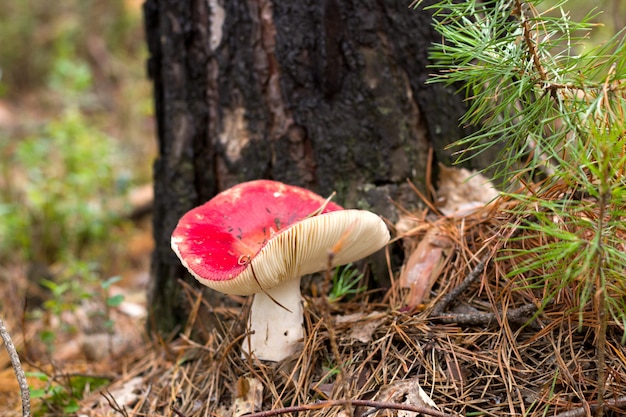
[0, 0, 153, 339]
[0, 0, 144, 96]
[555, 0, 625, 45]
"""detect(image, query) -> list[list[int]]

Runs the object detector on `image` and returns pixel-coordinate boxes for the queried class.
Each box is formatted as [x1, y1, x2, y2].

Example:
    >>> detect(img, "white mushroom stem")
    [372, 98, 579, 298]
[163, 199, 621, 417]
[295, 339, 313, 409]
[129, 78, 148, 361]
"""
[242, 277, 304, 362]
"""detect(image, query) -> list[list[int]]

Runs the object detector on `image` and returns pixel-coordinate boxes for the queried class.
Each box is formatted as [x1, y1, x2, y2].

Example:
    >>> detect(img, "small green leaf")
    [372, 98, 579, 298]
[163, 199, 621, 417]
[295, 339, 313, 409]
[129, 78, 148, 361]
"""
[63, 398, 80, 413]
[29, 388, 48, 399]
[26, 371, 49, 382]
[106, 294, 124, 307]
[39, 330, 56, 345]
[101, 275, 122, 290]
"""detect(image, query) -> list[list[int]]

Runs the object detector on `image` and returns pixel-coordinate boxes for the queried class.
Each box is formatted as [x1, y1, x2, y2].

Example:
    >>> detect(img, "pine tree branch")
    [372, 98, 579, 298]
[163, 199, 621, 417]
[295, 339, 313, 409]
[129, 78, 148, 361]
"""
[514, 0, 548, 84]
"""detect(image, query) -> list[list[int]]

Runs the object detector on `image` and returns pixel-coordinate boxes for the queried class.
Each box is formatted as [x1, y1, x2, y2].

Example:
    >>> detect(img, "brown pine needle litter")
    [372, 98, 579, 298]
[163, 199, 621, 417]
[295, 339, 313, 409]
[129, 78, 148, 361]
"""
[81, 182, 626, 417]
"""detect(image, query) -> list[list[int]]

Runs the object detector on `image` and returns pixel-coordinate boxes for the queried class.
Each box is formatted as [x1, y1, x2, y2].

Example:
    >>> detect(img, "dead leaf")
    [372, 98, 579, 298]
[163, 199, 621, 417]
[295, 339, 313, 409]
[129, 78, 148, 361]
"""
[399, 227, 452, 308]
[103, 376, 145, 408]
[233, 377, 263, 417]
[375, 377, 439, 417]
[399, 384, 438, 417]
[335, 312, 387, 343]
[311, 381, 334, 398]
[81, 333, 132, 361]
[117, 300, 147, 318]
[444, 351, 467, 396]
[436, 163, 498, 217]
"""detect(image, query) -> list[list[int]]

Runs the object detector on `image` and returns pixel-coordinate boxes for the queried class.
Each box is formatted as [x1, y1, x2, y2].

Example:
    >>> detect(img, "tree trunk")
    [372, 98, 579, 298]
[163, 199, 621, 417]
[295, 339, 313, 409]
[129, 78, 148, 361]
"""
[144, 0, 472, 333]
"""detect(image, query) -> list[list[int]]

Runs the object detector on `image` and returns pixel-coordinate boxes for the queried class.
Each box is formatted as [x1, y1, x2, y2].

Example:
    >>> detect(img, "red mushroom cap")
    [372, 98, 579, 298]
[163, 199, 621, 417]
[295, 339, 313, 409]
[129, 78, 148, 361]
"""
[171, 180, 345, 294]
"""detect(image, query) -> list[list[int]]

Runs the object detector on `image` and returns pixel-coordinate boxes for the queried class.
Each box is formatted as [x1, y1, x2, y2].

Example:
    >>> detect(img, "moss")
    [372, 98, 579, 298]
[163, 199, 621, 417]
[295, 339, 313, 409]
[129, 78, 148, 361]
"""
[377, 106, 393, 116]
[356, 197, 374, 211]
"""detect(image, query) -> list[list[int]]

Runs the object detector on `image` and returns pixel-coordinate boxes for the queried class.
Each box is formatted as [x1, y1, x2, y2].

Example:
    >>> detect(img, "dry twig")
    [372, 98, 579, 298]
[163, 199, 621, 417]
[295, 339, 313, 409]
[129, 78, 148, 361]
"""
[553, 395, 626, 417]
[101, 389, 129, 417]
[224, 399, 457, 417]
[434, 302, 538, 326]
[430, 253, 490, 317]
[0, 316, 31, 417]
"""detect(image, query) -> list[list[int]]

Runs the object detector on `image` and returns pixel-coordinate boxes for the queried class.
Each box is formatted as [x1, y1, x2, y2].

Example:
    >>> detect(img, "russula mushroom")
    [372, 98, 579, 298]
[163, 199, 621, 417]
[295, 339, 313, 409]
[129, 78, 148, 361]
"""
[171, 180, 390, 362]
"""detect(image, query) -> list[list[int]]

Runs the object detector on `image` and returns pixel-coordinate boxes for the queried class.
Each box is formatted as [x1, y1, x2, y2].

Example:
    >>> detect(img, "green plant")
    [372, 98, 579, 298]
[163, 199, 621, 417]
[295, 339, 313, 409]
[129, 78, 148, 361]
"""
[32, 272, 126, 358]
[32, 261, 100, 354]
[101, 275, 125, 333]
[413, 0, 625, 412]
[28, 371, 109, 416]
[0, 88, 130, 351]
[1, 108, 126, 265]
[328, 264, 366, 302]
[0, 0, 141, 96]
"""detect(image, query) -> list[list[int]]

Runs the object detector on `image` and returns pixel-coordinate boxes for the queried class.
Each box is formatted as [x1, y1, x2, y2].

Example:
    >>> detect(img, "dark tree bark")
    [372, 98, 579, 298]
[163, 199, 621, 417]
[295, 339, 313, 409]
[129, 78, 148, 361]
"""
[144, 0, 473, 333]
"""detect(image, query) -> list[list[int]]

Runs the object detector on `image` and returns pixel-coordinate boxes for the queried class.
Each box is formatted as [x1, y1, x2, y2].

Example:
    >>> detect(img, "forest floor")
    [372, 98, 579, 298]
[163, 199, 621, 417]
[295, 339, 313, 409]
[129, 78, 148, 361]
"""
[2, 1, 625, 416]
[2, 170, 625, 417]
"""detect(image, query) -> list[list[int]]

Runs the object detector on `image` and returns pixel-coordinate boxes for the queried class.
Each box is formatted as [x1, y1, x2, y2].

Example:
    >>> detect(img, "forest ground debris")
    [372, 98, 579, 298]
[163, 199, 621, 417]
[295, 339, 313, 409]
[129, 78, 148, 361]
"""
[76, 189, 626, 417]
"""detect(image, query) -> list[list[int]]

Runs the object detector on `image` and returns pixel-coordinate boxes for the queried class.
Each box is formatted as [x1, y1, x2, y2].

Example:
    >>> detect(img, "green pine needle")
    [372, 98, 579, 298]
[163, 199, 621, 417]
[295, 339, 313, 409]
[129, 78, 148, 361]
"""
[413, 0, 626, 342]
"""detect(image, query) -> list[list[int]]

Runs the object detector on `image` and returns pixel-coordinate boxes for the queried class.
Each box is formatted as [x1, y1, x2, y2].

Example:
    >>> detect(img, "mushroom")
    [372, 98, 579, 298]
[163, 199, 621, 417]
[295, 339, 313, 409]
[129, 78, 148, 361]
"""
[171, 180, 390, 362]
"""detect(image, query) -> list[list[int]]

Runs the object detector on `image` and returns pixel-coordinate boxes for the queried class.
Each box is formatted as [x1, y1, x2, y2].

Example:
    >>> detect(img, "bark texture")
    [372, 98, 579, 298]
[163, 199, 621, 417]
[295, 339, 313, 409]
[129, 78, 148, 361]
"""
[144, 0, 472, 332]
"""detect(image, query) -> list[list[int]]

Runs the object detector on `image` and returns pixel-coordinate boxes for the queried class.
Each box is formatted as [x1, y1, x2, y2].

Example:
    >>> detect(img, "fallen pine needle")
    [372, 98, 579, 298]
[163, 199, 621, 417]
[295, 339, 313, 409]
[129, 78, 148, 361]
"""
[171, 399, 459, 417]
